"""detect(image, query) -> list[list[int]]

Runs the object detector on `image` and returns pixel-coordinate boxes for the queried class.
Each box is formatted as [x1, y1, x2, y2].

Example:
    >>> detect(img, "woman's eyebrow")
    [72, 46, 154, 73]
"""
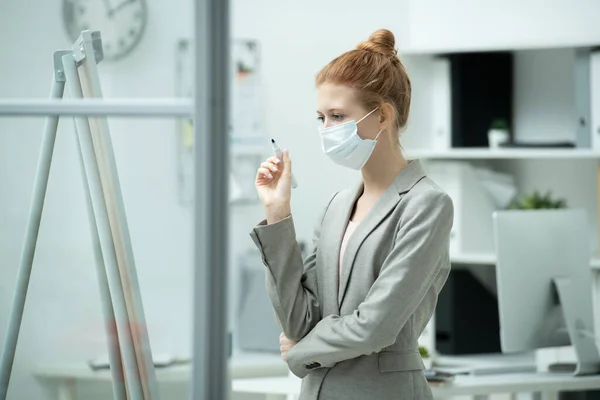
[316, 108, 344, 114]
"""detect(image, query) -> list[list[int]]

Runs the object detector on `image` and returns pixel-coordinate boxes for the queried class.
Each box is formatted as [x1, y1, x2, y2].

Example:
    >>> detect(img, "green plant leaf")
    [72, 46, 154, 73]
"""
[510, 189, 567, 210]
[490, 118, 509, 130]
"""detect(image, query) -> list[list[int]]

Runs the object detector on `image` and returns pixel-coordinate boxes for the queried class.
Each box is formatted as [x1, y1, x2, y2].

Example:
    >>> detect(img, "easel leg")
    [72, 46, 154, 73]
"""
[62, 42, 127, 400]
[69, 80, 128, 400]
[62, 51, 145, 399]
[0, 75, 65, 400]
[68, 31, 160, 399]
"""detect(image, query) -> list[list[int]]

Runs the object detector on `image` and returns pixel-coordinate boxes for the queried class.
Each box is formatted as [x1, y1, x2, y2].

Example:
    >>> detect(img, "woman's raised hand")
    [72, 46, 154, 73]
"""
[255, 149, 293, 223]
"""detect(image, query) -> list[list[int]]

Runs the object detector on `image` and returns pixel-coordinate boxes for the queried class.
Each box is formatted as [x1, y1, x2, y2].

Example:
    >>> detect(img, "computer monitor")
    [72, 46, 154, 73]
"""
[493, 209, 600, 375]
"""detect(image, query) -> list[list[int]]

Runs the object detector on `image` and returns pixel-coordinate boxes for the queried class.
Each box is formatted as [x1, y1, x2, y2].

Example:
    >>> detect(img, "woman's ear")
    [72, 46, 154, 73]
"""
[379, 103, 396, 131]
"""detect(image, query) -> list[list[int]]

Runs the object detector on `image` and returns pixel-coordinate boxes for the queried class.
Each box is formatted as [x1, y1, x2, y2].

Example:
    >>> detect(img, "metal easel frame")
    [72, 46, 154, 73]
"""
[0, 30, 159, 400]
[0, 0, 229, 399]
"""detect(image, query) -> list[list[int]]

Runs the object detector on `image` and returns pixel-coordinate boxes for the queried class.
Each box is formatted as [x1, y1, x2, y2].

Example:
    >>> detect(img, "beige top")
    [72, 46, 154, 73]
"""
[339, 220, 358, 282]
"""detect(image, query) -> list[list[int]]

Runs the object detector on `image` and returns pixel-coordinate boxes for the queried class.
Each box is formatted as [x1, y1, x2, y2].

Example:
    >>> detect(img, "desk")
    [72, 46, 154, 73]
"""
[32, 352, 288, 400]
[434, 353, 536, 376]
[31, 352, 538, 400]
[232, 373, 600, 400]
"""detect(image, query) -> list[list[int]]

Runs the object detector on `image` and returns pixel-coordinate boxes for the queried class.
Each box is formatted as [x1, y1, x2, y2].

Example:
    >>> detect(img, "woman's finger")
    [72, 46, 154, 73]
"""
[267, 156, 281, 165]
[261, 161, 279, 173]
[281, 150, 292, 178]
[257, 167, 274, 180]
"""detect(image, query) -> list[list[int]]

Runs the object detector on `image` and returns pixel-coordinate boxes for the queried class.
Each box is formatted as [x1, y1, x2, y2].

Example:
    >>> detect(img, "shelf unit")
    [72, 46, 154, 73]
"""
[418, 149, 600, 359]
[405, 36, 600, 360]
[402, 0, 600, 58]
[450, 253, 600, 270]
[401, 40, 600, 57]
[408, 148, 600, 160]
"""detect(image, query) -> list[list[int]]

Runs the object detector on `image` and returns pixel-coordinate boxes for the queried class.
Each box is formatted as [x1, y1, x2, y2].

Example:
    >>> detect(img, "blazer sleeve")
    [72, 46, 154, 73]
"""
[249, 192, 338, 341]
[285, 189, 453, 378]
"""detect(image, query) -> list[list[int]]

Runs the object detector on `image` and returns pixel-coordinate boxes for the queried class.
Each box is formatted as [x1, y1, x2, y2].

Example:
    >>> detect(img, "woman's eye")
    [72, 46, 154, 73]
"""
[332, 114, 344, 121]
[317, 116, 325, 124]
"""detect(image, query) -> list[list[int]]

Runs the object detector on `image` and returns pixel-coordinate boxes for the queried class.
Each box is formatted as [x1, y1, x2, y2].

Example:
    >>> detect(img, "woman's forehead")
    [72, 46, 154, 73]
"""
[316, 83, 358, 112]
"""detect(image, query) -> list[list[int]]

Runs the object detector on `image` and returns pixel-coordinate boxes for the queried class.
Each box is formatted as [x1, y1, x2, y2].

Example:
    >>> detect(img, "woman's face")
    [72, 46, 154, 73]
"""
[316, 82, 381, 140]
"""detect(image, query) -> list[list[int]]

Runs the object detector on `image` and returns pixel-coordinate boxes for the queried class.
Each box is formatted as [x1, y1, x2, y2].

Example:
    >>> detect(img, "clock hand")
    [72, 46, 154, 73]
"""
[102, 0, 114, 17]
[111, 0, 137, 15]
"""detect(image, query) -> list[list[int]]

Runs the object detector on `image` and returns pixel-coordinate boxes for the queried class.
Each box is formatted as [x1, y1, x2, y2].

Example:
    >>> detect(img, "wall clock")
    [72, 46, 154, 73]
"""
[62, 0, 148, 62]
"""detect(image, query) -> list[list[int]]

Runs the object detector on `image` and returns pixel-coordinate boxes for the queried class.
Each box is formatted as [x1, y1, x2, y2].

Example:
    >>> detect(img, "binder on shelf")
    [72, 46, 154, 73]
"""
[431, 56, 451, 150]
[574, 49, 592, 148]
[422, 161, 496, 255]
[449, 52, 513, 148]
[591, 50, 600, 151]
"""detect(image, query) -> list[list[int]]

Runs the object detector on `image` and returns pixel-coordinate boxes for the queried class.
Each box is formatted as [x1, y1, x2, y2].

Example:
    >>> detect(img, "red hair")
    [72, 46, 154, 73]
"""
[316, 29, 411, 136]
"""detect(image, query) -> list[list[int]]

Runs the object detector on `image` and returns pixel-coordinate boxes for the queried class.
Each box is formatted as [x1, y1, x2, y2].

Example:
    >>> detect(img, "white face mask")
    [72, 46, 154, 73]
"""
[318, 107, 382, 170]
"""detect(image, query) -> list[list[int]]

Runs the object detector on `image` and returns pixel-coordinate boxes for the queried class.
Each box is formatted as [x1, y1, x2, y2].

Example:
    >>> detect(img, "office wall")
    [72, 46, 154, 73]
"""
[0, 0, 195, 398]
[407, 0, 600, 52]
[230, 0, 414, 241]
[0, 0, 414, 398]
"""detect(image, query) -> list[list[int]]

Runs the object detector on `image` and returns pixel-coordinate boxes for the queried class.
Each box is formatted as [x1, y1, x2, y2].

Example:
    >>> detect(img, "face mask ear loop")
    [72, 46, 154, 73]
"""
[374, 129, 383, 141]
[356, 107, 380, 125]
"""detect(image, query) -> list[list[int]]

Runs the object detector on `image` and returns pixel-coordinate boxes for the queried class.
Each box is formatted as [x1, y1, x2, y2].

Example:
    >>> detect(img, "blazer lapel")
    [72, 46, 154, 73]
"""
[337, 188, 399, 307]
[321, 183, 363, 316]
[337, 160, 427, 308]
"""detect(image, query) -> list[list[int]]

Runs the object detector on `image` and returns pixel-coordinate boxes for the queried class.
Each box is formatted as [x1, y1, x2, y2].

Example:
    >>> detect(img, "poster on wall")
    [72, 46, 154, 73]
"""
[175, 39, 265, 206]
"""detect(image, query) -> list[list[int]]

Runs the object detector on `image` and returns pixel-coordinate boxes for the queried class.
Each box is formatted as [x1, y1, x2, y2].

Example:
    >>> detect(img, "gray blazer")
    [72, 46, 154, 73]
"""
[250, 160, 454, 400]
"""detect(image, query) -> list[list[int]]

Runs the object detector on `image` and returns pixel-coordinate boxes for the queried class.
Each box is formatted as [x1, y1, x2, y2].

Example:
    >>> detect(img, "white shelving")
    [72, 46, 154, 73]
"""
[395, 0, 600, 362]
[404, 0, 600, 56]
[450, 253, 496, 265]
[401, 40, 600, 57]
[450, 253, 600, 271]
[408, 148, 600, 160]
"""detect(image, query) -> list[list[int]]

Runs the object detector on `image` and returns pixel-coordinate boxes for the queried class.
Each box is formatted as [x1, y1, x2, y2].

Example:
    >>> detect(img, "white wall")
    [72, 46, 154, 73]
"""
[0, 0, 195, 398]
[407, 0, 600, 52]
[230, 0, 413, 241]
[0, 0, 417, 398]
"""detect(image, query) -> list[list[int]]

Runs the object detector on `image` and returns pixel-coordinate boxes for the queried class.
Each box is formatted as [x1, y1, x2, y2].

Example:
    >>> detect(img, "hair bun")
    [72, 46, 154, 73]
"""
[356, 29, 397, 58]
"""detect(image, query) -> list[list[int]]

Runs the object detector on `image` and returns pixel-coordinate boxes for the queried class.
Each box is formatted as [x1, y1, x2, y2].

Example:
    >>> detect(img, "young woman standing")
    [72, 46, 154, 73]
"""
[251, 29, 454, 400]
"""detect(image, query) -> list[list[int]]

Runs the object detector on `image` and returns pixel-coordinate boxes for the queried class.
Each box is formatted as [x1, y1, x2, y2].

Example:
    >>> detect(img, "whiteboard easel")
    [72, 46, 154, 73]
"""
[0, 31, 159, 400]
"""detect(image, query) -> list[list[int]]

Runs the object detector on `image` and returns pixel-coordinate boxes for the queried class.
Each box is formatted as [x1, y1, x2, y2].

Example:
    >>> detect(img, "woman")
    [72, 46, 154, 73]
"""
[250, 29, 453, 400]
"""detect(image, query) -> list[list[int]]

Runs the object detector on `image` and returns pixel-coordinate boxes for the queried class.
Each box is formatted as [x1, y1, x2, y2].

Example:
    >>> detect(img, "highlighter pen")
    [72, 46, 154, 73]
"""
[271, 139, 298, 189]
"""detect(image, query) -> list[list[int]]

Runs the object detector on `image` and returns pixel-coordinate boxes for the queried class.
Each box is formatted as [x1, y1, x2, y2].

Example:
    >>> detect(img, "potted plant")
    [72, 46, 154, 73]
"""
[509, 190, 567, 210]
[419, 345, 432, 370]
[488, 118, 510, 149]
